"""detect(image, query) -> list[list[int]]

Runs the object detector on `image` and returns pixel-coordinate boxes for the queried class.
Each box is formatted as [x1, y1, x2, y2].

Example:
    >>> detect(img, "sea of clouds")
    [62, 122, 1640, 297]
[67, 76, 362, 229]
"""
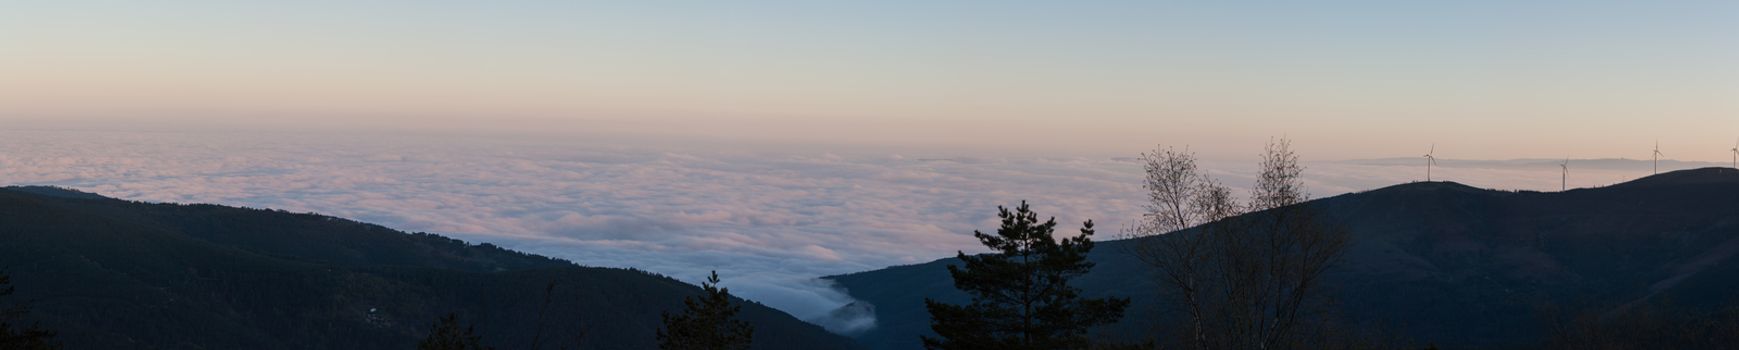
[0, 128, 1717, 334]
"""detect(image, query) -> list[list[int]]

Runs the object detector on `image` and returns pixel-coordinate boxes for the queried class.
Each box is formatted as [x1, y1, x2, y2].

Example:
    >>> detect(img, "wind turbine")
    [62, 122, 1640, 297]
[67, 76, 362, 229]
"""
[1730, 138, 1737, 169]
[1653, 141, 1665, 175]
[1560, 158, 1569, 191]
[1423, 144, 1437, 182]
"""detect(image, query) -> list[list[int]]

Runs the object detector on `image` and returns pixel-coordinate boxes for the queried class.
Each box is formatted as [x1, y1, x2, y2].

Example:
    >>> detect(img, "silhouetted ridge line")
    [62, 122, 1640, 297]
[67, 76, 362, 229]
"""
[1610, 167, 1739, 188]
[2, 186, 113, 200]
[830, 169, 1739, 349]
[1360, 180, 1492, 195]
[0, 186, 861, 350]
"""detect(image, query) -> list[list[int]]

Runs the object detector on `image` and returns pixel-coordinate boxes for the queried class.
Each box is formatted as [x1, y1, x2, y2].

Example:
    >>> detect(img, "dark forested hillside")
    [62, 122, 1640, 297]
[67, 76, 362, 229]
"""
[829, 168, 1739, 349]
[0, 186, 859, 350]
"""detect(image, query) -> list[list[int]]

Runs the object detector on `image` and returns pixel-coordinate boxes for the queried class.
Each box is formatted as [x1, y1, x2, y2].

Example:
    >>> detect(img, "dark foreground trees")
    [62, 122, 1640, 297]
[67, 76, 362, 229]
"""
[411, 271, 759, 350]
[416, 281, 590, 350]
[0, 273, 58, 350]
[658, 271, 753, 350]
[923, 202, 1129, 350]
[418, 313, 492, 350]
[1130, 138, 1350, 349]
[1543, 302, 1739, 350]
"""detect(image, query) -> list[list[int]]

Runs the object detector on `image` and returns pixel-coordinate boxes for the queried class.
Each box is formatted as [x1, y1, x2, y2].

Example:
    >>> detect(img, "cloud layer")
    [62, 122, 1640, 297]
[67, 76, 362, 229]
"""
[0, 129, 1711, 331]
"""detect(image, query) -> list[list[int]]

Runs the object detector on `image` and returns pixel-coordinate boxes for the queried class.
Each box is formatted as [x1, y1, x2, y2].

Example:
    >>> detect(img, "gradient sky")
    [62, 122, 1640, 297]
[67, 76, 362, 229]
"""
[3, 0, 1736, 159]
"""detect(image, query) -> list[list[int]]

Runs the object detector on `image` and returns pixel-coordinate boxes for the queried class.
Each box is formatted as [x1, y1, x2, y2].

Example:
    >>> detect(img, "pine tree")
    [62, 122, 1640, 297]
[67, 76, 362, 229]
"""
[923, 201, 1130, 350]
[658, 271, 753, 350]
[0, 273, 59, 350]
[417, 313, 491, 350]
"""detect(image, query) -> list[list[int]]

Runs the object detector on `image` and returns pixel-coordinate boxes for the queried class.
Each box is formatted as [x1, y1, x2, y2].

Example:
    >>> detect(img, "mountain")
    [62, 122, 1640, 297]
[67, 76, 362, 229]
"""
[1341, 157, 1721, 171]
[0, 186, 860, 350]
[827, 167, 1739, 349]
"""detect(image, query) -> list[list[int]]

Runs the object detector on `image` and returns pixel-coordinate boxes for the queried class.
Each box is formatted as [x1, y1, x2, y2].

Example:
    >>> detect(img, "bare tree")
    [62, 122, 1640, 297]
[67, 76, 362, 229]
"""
[1131, 138, 1350, 350]
[1249, 138, 1306, 211]
[1127, 146, 1239, 347]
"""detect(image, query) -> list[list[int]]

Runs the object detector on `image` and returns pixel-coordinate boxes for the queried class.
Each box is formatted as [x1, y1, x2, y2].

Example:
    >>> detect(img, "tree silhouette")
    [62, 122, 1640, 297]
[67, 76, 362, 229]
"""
[0, 273, 59, 350]
[923, 201, 1129, 350]
[1126, 146, 1240, 347]
[1133, 138, 1350, 349]
[657, 271, 753, 350]
[418, 313, 491, 350]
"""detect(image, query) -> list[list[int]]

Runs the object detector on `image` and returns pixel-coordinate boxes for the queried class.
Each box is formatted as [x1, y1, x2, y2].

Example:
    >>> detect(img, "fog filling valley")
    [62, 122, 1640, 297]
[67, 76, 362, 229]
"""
[1, 129, 1720, 334]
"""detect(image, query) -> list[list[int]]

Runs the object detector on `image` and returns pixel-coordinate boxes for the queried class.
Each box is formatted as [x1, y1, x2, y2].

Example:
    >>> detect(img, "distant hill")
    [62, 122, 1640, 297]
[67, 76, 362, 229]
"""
[827, 168, 1739, 349]
[0, 187, 860, 350]
[1342, 157, 1721, 171]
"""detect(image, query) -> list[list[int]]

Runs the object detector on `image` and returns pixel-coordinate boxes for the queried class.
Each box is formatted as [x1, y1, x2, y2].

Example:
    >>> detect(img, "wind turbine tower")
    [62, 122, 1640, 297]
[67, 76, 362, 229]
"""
[1653, 141, 1665, 175]
[1560, 158, 1569, 191]
[1423, 144, 1437, 182]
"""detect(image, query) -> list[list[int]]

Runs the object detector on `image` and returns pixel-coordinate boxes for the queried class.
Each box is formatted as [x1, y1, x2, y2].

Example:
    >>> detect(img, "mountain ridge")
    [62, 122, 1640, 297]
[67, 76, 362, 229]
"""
[0, 186, 861, 350]
[827, 167, 1739, 349]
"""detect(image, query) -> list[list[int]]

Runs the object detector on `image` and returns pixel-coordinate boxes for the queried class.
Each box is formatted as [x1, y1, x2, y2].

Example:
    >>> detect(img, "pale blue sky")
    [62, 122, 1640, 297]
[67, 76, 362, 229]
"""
[2, 0, 1735, 159]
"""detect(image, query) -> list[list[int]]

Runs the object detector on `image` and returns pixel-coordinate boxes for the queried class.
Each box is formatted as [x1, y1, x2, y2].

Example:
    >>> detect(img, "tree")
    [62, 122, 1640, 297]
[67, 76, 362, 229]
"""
[923, 201, 1129, 350]
[418, 313, 491, 350]
[1225, 137, 1347, 349]
[0, 273, 59, 350]
[1126, 146, 1239, 347]
[1541, 302, 1739, 350]
[1132, 138, 1349, 349]
[658, 271, 752, 350]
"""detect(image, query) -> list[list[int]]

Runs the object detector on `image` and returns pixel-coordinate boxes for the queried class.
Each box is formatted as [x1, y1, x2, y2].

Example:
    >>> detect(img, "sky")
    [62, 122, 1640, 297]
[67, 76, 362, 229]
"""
[2, 0, 1737, 334]
[3, 0, 1736, 159]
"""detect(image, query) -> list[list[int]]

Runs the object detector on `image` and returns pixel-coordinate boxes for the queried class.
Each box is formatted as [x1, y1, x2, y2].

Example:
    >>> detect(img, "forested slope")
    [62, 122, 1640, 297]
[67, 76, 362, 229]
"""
[0, 186, 859, 350]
